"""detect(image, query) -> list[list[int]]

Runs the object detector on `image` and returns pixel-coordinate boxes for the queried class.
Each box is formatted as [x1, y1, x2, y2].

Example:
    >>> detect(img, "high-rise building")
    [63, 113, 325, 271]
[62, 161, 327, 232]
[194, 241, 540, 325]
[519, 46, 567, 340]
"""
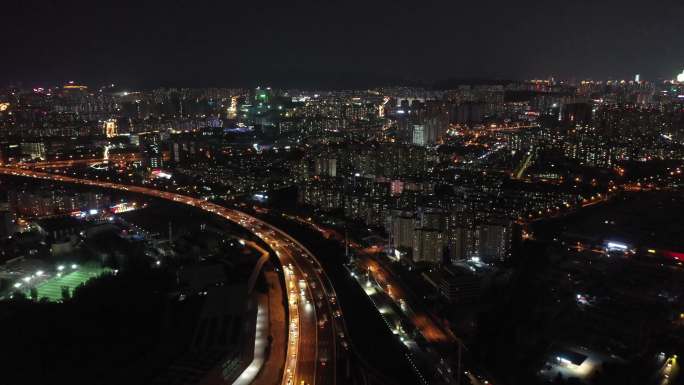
[413, 228, 445, 264]
[141, 143, 163, 169]
[418, 209, 443, 231]
[420, 100, 449, 144]
[390, 180, 404, 196]
[456, 102, 484, 125]
[20, 142, 46, 160]
[390, 212, 415, 251]
[475, 221, 512, 261]
[130, 134, 140, 146]
[447, 226, 472, 263]
[314, 158, 337, 177]
[104, 119, 118, 137]
[412, 124, 426, 146]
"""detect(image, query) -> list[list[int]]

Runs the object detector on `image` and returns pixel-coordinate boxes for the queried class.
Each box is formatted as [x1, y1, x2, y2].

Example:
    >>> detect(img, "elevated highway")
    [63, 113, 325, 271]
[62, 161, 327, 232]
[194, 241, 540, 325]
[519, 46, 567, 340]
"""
[0, 166, 349, 385]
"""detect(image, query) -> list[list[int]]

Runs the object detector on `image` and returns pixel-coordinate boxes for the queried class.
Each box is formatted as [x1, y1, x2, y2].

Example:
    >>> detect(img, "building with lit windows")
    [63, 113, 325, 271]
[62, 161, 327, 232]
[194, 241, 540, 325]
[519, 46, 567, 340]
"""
[413, 228, 445, 264]
[412, 124, 426, 146]
[390, 212, 415, 251]
[474, 220, 512, 262]
[104, 119, 118, 137]
[141, 143, 163, 169]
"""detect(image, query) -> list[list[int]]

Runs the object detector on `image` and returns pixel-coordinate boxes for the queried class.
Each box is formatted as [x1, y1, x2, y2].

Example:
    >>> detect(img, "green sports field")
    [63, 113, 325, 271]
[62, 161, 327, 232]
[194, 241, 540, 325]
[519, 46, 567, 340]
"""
[29, 265, 111, 302]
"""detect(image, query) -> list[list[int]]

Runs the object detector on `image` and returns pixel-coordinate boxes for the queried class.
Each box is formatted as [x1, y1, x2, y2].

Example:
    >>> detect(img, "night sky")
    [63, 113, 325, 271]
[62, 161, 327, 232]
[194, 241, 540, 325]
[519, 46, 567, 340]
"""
[2, 0, 683, 88]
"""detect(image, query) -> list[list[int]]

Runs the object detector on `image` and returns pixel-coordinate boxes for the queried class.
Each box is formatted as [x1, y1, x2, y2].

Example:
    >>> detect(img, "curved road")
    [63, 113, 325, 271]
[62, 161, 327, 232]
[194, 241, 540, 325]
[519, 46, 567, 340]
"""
[0, 166, 352, 385]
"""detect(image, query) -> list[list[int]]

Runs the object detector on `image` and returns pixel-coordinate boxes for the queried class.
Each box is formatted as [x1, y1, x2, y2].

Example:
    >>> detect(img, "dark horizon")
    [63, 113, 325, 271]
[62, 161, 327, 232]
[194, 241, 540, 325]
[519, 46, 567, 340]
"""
[2, 0, 683, 89]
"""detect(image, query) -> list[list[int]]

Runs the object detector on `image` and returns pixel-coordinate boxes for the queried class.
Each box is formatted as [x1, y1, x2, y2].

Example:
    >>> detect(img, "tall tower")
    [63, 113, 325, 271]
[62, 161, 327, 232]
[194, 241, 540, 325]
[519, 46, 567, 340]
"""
[104, 119, 118, 138]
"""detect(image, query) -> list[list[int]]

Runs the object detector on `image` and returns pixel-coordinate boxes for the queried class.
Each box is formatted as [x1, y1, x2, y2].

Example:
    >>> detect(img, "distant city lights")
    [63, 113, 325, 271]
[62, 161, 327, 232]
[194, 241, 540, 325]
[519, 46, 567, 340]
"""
[606, 241, 628, 251]
[151, 170, 172, 179]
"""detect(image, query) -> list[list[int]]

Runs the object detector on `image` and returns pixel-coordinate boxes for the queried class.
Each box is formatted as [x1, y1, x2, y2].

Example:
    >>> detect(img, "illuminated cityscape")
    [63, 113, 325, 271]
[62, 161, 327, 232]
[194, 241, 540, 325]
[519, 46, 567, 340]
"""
[0, 1, 683, 385]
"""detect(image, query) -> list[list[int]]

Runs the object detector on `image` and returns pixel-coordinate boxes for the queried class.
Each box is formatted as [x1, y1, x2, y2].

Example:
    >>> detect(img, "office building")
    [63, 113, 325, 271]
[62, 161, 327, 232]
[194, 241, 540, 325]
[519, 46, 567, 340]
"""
[142, 143, 163, 169]
[412, 124, 426, 146]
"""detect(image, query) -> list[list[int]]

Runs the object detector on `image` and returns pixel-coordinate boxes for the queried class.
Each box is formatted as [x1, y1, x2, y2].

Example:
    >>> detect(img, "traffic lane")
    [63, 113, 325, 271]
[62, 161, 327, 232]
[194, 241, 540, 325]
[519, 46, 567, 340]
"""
[314, 293, 336, 385]
[294, 252, 340, 385]
[281, 243, 340, 385]
[296, 311, 316, 385]
[278, 245, 318, 385]
[279, 253, 300, 385]
[271, 235, 342, 385]
[270, 245, 308, 385]
[658, 356, 678, 385]
[280, 245, 337, 385]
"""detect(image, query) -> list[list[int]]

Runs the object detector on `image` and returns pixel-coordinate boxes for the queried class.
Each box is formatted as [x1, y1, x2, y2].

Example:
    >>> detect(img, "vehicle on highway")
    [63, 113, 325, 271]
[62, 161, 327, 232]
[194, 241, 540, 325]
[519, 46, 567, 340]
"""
[318, 313, 330, 328]
[319, 347, 329, 366]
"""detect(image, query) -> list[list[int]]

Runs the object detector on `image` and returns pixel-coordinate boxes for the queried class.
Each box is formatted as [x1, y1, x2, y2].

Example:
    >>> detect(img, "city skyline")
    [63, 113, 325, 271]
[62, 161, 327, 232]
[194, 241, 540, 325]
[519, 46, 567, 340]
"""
[1, 3, 684, 385]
